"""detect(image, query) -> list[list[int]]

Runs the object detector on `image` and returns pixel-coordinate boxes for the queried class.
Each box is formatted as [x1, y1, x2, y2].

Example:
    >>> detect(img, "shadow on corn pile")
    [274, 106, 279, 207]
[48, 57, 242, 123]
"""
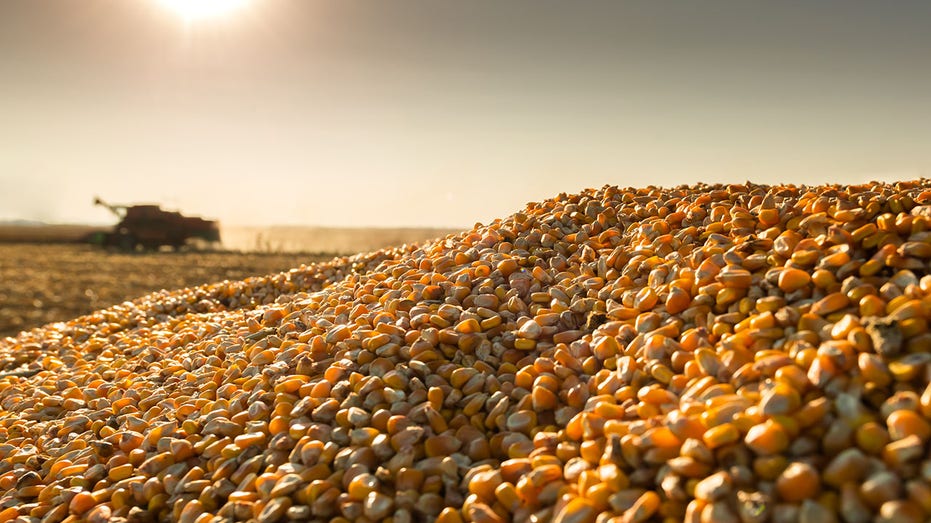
[2, 180, 931, 522]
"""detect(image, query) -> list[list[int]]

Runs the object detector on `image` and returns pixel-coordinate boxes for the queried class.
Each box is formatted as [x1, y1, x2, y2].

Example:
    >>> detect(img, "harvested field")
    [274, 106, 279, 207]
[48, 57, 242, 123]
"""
[0, 226, 455, 338]
[2, 181, 931, 522]
[0, 225, 105, 244]
[0, 245, 330, 339]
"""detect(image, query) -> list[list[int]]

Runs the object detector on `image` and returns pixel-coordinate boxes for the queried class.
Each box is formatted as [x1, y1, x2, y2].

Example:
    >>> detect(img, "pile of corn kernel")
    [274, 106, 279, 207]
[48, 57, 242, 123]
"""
[3, 181, 931, 523]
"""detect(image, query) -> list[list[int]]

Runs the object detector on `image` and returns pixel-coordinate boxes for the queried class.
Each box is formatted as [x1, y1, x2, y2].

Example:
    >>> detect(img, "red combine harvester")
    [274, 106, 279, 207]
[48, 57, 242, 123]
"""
[91, 197, 221, 251]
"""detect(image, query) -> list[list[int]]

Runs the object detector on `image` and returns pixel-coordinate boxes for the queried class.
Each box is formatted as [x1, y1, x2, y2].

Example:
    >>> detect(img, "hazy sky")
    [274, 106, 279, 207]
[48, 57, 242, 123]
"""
[2, 1, 930, 227]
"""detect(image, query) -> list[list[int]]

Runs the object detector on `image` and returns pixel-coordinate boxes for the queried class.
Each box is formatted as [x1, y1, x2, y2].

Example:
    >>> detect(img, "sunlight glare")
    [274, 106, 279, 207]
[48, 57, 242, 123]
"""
[156, 0, 251, 21]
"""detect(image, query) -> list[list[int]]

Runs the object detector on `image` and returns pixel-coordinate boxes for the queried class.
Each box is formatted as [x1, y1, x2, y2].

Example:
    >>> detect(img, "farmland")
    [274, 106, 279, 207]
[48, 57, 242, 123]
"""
[0, 225, 457, 338]
[0, 244, 327, 338]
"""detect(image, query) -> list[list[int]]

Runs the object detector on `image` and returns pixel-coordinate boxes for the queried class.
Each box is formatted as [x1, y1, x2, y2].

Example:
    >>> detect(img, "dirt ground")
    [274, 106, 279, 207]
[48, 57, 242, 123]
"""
[0, 223, 460, 338]
[0, 244, 332, 339]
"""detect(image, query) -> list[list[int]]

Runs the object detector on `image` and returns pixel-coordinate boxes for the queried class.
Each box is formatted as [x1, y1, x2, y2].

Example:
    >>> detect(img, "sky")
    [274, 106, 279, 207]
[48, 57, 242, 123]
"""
[2, 0, 930, 228]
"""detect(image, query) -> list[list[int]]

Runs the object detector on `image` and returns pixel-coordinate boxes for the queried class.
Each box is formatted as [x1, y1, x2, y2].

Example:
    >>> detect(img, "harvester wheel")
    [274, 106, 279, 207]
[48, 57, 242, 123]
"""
[117, 234, 137, 252]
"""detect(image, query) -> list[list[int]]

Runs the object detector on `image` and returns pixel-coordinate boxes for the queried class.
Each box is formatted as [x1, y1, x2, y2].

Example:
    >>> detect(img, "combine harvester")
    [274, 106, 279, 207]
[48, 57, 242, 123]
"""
[89, 196, 221, 251]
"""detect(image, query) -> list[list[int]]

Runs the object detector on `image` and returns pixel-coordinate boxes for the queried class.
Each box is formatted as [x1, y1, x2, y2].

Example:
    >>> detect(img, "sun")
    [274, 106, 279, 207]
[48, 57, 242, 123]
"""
[156, 0, 251, 21]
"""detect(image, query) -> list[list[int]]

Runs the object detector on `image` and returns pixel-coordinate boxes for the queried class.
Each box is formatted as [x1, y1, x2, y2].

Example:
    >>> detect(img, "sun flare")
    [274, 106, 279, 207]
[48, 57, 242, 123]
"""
[156, 0, 251, 21]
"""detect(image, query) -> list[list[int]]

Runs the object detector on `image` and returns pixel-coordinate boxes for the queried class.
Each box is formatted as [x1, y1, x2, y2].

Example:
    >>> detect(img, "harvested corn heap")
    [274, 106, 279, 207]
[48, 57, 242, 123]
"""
[3, 182, 931, 523]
